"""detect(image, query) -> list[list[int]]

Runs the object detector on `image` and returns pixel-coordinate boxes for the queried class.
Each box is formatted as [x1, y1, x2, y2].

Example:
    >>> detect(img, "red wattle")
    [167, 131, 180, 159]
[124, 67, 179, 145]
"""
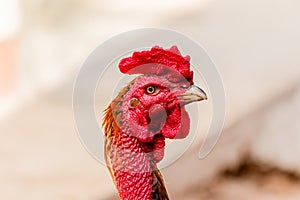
[161, 106, 190, 139]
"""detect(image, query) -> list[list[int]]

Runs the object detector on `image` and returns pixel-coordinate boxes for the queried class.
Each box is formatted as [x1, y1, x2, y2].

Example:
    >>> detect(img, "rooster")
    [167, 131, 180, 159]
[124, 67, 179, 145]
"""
[102, 46, 207, 200]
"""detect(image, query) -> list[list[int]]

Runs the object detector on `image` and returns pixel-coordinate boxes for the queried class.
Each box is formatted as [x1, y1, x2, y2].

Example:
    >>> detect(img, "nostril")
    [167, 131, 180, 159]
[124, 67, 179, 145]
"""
[180, 84, 189, 89]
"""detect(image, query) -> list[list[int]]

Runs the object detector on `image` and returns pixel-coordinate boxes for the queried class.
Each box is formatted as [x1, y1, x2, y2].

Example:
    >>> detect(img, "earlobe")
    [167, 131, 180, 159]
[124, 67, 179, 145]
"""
[129, 98, 139, 108]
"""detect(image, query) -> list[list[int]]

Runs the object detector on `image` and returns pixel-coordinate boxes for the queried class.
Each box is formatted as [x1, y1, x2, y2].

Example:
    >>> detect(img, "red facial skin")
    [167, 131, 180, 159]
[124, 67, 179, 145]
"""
[120, 75, 191, 143]
[108, 75, 191, 200]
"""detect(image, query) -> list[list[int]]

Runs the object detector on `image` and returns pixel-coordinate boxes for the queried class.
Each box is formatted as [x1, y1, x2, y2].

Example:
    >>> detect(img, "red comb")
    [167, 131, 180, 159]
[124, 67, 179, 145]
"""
[118, 46, 194, 84]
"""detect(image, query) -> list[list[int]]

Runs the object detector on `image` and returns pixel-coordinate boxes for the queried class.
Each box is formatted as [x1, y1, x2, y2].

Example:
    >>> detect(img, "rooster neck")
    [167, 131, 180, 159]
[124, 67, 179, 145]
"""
[103, 105, 169, 200]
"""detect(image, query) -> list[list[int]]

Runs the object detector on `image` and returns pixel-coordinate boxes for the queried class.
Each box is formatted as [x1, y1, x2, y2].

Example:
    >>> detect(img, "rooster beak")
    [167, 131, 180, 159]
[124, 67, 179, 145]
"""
[178, 85, 207, 105]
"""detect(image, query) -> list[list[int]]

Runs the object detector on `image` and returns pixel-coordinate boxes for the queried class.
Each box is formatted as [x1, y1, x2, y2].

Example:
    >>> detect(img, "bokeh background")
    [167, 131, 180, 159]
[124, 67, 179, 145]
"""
[1, 0, 300, 199]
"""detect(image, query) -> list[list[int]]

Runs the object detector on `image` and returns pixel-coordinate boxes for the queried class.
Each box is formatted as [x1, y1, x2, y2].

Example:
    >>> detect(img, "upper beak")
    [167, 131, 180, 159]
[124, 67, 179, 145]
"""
[178, 85, 207, 105]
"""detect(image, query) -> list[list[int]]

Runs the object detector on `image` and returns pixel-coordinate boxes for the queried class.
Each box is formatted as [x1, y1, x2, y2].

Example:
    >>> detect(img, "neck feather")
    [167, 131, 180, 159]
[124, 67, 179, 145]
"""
[103, 105, 169, 200]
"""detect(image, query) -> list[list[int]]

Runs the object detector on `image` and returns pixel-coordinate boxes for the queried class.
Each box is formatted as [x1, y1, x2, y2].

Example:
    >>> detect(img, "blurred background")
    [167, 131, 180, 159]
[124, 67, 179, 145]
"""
[1, 0, 300, 199]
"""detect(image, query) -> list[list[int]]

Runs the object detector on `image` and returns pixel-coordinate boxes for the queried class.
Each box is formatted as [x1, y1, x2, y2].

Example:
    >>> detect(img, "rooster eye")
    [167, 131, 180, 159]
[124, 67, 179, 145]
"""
[146, 86, 157, 94]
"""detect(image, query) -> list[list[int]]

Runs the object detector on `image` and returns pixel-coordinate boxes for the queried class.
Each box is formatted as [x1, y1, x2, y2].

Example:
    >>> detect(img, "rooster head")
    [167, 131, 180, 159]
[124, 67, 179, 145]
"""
[110, 46, 207, 162]
[103, 46, 207, 200]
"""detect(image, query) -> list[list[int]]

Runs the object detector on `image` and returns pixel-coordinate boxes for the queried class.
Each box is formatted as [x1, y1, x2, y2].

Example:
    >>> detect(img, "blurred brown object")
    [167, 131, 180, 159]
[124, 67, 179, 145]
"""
[0, 37, 19, 94]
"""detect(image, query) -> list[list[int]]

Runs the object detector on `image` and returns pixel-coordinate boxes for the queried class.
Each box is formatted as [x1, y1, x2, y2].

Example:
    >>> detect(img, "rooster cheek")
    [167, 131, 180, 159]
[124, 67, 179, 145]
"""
[166, 98, 181, 109]
[166, 96, 174, 103]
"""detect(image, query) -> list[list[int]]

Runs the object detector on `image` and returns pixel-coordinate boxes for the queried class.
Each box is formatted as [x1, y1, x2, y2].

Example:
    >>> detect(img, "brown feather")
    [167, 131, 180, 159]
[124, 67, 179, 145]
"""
[151, 162, 170, 200]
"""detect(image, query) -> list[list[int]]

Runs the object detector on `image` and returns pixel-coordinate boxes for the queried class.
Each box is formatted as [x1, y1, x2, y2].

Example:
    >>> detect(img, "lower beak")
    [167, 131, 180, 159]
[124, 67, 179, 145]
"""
[178, 85, 207, 105]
